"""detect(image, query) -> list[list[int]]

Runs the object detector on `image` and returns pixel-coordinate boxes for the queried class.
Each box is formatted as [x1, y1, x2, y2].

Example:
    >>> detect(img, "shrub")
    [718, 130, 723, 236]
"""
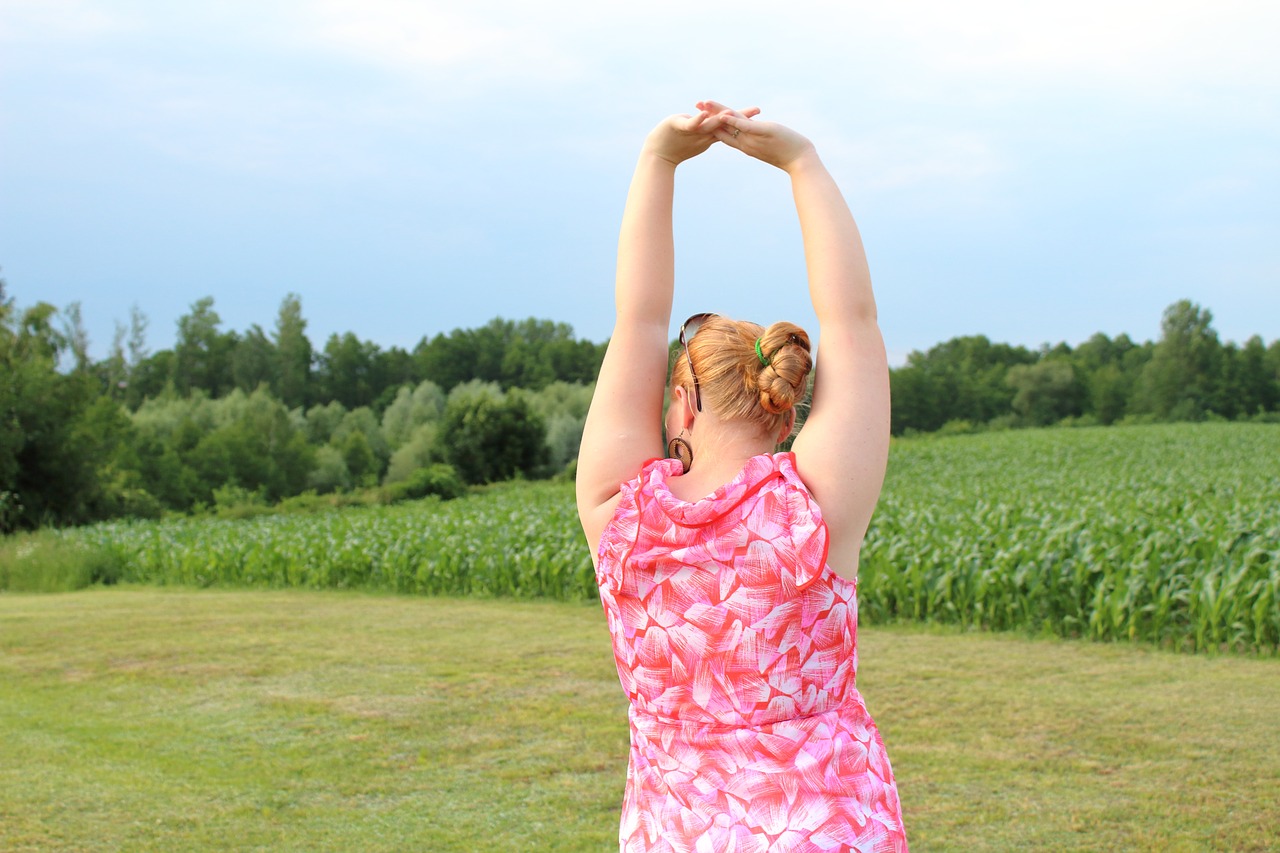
[308, 445, 353, 494]
[439, 391, 547, 484]
[0, 531, 124, 592]
[937, 419, 980, 436]
[384, 423, 443, 485]
[211, 482, 274, 520]
[382, 464, 466, 503]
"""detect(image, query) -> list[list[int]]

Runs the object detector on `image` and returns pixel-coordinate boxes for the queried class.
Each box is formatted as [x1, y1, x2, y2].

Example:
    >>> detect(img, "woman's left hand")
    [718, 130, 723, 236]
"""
[643, 102, 762, 165]
[643, 110, 723, 165]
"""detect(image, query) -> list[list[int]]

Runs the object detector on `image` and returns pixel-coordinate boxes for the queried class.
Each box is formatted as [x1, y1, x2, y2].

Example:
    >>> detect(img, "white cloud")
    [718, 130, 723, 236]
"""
[854, 0, 1280, 90]
[295, 0, 581, 88]
[0, 0, 131, 44]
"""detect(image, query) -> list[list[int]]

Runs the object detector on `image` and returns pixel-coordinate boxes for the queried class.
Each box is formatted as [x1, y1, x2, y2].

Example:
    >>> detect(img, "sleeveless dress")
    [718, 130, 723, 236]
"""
[595, 452, 907, 853]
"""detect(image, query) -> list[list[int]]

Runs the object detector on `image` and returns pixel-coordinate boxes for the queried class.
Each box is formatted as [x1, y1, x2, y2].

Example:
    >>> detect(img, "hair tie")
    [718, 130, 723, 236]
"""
[754, 338, 770, 367]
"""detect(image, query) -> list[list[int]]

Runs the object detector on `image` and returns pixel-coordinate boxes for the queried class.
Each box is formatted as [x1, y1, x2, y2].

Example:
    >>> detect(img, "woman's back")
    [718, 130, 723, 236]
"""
[596, 453, 906, 849]
[598, 453, 849, 726]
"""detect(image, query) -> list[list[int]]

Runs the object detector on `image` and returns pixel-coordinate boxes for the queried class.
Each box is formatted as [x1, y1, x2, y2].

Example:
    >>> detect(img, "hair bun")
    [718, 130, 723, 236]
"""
[755, 322, 812, 415]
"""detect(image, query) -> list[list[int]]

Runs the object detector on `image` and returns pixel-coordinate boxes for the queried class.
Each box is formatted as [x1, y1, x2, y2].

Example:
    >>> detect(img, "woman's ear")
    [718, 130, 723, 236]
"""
[671, 386, 698, 433]
[777, 410, 797, 444]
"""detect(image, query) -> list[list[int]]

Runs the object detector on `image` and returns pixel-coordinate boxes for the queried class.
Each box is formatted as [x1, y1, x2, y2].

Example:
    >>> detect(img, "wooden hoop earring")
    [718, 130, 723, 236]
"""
[667, 435, 693, 474]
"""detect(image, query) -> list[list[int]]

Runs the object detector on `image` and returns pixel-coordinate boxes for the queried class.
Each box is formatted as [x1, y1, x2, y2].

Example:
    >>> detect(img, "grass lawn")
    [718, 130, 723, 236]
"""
[1, 588, 1276, 852]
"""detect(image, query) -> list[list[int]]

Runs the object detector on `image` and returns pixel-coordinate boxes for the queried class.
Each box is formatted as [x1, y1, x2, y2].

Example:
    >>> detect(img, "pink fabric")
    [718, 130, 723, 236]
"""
[596, 452, 908, 852]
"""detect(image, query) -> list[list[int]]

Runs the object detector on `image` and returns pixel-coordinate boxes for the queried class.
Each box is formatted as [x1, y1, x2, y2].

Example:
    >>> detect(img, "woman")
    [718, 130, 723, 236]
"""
[577, 101, 907, 852]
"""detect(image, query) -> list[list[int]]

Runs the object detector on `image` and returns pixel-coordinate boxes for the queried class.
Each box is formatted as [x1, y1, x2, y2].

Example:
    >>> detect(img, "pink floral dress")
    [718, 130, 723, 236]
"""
[595, 453, 908, 853]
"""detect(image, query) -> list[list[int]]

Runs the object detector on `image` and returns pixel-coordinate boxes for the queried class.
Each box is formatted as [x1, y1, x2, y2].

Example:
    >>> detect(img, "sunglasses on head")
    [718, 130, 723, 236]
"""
[679, 312, 717, 412]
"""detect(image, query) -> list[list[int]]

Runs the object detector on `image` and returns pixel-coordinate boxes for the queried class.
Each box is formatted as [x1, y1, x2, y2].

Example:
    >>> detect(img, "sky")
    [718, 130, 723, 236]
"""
[2, 0, 1277, 367]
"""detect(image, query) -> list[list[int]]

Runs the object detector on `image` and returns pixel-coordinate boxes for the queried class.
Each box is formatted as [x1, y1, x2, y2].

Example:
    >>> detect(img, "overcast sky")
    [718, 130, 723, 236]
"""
[2, 0, 1277, 366]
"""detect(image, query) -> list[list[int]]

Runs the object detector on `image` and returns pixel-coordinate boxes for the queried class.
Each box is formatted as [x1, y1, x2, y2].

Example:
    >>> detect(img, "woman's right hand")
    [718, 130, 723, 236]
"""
[708, 105, 817, 173]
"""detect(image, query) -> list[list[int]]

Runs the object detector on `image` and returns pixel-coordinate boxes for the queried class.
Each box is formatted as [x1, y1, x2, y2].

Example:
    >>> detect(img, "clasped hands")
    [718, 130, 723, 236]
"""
[645, 100, 815, 173]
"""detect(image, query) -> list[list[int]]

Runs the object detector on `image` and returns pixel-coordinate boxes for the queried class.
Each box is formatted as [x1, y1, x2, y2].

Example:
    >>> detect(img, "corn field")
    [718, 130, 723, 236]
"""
[859, 423, 1279, 652]
[67, 423, 1278, 652]
[75, 483, 596, 601]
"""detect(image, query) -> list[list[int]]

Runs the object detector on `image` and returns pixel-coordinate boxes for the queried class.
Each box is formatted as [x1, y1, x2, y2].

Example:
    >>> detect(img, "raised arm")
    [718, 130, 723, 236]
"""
[576, 111, 732, 554]
[714, 109, 890, 577]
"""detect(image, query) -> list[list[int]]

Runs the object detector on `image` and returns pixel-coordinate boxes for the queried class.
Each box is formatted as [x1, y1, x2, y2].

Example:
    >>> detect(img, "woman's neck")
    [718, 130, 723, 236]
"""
[669, 419, 774, 500]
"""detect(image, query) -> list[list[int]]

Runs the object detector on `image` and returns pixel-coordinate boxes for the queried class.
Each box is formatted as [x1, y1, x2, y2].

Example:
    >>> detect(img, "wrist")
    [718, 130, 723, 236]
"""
[783, 144, 824, 175]
[639, 146, 683, 169]
[782, 144, 822, 176]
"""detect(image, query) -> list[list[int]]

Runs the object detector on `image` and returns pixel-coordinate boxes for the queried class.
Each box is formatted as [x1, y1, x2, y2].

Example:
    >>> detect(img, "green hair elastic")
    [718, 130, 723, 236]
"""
[754, 338, 770, 367]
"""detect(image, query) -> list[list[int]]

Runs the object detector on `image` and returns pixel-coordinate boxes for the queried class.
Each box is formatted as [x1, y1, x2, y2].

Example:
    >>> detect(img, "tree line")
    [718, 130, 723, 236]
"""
[890, 300, 1280, 434]
[86, 294, 607, 412]
[1, 280, 602, 532]
[2, 273, 1277, 532]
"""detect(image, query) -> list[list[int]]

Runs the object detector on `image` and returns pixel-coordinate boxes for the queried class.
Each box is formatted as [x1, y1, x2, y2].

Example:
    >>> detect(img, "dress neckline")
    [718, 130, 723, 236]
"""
[644, 452, 794, 527]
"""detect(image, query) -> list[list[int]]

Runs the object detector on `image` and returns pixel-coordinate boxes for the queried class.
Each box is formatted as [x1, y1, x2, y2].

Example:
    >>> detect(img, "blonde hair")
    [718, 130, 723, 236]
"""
[671, 316, 813, 439]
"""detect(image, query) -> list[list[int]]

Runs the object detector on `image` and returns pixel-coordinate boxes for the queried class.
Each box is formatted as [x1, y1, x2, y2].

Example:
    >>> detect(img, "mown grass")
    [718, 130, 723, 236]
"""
[2, 589, 1277, 851]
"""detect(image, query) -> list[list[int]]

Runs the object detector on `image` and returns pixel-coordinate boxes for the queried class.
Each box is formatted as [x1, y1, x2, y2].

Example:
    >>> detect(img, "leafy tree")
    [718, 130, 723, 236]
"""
[0, 298, 114, 529]
[126, 349, 174, 407]
[1068, 332, 1141, 424]
[384, 423, 443, 484]
[316, 332, 381, 409]
[273, 293, 312, 409]
[338, 429, 378, 487]
[544, 413, 586, 472]
[103, 320, 129, 401]
[304, 400, 348, 445]
[373, 346, 416, 410]
[439, 387, 547, 484]
[888, 365, 940, 435]
[414, 317, 606, 391]
[1089, 364, 1129, 425]
[1007, 360, 1080, 426]
[127, 303, 149, 368]
[526, 381, 594, 471]
[132, 392, 218, 445]
[308, 445, 352, 493]
[129, 388, 312, 510]
[381, 380, 446, 449]
[413, 329, 470, 391]
[325, 406, 389, 487]
[131, 429, 198, 510]
[186, 388, 314, 505]
[1229, 336, 1277, 416]
[889, 336, 1035, 433]
[72, 396, 151, 519]
[61, 301, 91, 373]
[1132, 300, 1222, 420]
[232, 324, 277, 393]
[172, 297, 235, 397]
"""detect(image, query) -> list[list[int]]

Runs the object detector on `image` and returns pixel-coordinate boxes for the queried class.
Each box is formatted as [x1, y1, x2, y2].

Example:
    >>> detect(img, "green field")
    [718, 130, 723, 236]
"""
[14, 422, 1275, 653]
[1, 589, 1277, 851]
[860, 422, 1280, 651]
